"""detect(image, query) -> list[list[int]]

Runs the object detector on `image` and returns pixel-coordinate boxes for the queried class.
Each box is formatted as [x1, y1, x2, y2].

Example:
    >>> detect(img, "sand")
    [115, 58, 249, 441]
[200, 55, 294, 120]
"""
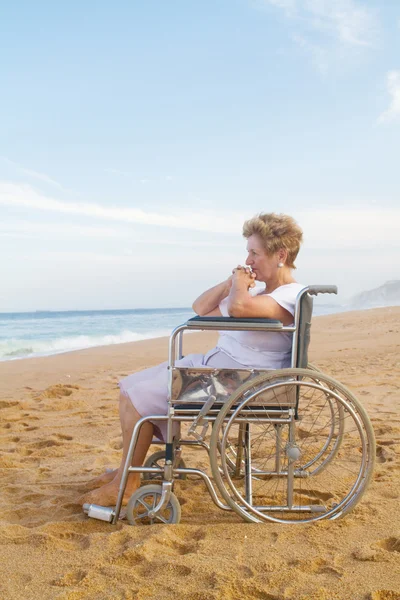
[0, 307, 399, 600]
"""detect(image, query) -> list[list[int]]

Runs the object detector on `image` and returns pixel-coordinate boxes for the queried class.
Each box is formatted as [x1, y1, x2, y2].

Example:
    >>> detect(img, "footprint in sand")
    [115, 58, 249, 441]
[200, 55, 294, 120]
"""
[294, 488, 334, 502]
[20, 448, 33, 456]
[109, 438, 123, 450]
[55, 433, 73, 441]
[0, 456, 23, 469]
[354, 538, 400, 565]
[37, 384, 80, 400]
[375, 425, 400, 436]
[0, 400, 19, 409]
[237, 565, 255, 578]
[376, 445, 396, 463]
[369, 590, 400, 600]
[378, 489, 399, 500]
[106, 529, 133, 552]
[352, 547, 386, 562]
[51, 569, 87, 587]
[377, 537, 400, 553]
[186, 594, 219, 600]
[146, 527, 207, 557]
[115, 546, 147, 567]
[217, 579, 282, 600]
[28, 440, 63, 449]
[172, 564, 192, 576]
[131, 555, 193, 577]
[291, 557, 343, 577]
[49, 531, 91, 551]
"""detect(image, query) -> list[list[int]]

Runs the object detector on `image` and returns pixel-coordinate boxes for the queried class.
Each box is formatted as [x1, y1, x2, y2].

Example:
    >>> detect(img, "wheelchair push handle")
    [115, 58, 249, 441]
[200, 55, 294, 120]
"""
[307, 285, 338, 296]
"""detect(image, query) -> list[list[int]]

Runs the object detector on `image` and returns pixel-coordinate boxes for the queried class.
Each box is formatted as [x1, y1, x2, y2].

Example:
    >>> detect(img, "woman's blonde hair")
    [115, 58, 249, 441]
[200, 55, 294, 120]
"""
[242, 213, 303, 269]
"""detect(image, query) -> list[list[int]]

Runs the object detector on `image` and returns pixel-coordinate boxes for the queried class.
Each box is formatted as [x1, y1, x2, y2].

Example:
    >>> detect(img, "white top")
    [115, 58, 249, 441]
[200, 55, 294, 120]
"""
[217, 283, 306, 369]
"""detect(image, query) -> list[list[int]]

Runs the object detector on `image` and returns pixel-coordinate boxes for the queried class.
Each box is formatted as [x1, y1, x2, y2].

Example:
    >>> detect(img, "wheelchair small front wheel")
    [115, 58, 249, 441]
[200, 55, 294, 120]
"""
[126, 484, 181, 525]
[142, 450, 187, 481]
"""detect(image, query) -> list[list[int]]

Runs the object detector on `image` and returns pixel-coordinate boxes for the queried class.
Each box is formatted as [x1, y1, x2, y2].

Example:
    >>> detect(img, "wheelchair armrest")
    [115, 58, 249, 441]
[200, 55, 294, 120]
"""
[186, 316, 283, 330]
[307, 285, 338, 296]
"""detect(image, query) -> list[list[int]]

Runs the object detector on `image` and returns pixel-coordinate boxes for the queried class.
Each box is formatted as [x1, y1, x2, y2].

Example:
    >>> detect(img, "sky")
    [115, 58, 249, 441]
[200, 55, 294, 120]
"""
[0, 0, 399, 311]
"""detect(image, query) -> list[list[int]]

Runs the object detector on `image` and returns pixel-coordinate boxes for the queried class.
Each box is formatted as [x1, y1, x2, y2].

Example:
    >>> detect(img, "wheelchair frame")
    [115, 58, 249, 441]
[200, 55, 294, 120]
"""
[83, 285, 376, 525]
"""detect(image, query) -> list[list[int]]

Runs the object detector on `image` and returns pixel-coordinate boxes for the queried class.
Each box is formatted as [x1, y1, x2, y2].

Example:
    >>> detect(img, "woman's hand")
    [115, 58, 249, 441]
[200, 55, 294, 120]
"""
[192, 275, 234, 316]
[231, 265, 256, 290]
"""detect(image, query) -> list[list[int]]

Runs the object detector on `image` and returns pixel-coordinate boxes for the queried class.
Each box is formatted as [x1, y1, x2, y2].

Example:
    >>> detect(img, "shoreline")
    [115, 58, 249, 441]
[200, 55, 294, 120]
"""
[0, 328, 176, 364]
[1, 304, 399, 365]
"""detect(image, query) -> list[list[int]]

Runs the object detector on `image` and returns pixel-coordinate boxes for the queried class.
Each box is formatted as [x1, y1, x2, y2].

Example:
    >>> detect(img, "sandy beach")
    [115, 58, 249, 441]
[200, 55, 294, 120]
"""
[0, 307, 399, 600]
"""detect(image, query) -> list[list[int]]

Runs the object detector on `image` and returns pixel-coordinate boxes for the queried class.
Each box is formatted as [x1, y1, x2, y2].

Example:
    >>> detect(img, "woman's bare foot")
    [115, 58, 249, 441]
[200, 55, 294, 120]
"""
[82, 469, 118, 491]
[79, 473, 140, 507]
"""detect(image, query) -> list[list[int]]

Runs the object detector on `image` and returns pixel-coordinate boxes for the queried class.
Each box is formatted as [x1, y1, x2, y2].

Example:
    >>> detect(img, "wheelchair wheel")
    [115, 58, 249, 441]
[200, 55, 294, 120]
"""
[126, 484, 181, 525]
[142, 450, 187, 481]
[217, 364, 344, 478]
[210, 368, 375, 524]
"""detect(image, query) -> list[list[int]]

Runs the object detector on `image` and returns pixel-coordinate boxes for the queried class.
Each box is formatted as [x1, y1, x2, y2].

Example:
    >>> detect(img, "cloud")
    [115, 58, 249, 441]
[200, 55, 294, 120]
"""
[18, 168, 63, 188]
[0, 181, 398, 250]
[0, 181, 245, 234]
[264, 0, 376, 45]
[260, 0, 377, 71]
[0, 220, 120, 239]
[377, 71, 400, 124]
[0, 219, 241, 247]
[297, 207, 400, 249]
[0, 156, 63, 189]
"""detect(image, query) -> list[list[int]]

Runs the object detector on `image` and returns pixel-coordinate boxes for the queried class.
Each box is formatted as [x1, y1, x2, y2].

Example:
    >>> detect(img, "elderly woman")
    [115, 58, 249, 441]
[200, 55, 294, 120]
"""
[81, 213, 304, 506]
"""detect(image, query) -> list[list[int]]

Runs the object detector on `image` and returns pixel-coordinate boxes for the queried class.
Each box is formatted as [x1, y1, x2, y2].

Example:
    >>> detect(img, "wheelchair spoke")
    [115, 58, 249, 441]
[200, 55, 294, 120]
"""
[156, 514, 170, 524]
[138, 498, 153, 511]
[133, 512, 149, 522]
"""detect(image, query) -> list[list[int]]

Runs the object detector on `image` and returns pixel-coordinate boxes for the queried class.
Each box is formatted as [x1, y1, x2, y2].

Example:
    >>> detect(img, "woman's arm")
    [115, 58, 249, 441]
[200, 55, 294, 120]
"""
[192, 278, 232, 316]
[227, 269, 293, 325]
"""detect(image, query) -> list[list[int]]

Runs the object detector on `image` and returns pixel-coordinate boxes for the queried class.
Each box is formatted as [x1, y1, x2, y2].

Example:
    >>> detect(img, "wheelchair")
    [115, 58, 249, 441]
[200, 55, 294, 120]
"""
[83, 285, 376, 525]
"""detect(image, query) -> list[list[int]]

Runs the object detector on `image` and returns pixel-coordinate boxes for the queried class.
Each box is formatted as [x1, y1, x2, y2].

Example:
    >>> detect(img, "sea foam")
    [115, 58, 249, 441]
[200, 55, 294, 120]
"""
[0, 328, 173, 361]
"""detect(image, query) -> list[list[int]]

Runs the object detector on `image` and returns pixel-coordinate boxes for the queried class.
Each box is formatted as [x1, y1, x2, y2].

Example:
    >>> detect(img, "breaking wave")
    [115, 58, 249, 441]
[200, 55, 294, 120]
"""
[0, 328, 172, 361]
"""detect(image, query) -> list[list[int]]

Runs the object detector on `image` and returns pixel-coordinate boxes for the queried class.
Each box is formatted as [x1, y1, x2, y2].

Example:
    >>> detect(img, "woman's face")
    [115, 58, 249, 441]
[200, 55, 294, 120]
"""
[245, 234, 279, 282]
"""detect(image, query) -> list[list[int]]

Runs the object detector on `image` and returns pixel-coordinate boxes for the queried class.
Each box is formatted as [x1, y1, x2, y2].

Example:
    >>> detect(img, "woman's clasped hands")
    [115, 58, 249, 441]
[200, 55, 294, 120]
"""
[231, 265, 256, 290]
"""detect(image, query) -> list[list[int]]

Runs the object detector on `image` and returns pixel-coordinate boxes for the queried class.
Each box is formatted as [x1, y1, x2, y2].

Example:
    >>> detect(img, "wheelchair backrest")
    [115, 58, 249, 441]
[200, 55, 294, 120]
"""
[294, 291, 313, 369]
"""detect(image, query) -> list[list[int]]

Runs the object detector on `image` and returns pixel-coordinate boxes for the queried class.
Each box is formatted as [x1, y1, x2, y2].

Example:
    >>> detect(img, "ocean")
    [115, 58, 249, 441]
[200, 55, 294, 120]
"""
[0, 303, 344, 362]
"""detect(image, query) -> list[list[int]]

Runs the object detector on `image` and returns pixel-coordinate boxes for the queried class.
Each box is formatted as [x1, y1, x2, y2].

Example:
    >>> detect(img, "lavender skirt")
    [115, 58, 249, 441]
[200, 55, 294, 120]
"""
[119, 348, 244, 441]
